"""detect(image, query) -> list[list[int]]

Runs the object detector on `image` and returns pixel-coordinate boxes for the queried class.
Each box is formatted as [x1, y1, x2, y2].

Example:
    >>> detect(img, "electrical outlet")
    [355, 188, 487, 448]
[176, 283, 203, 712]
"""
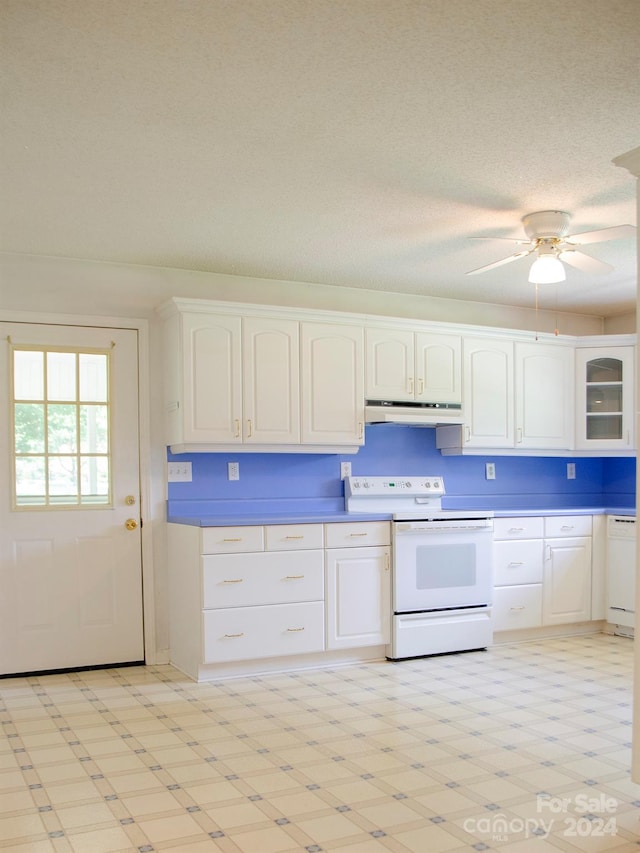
[485, 462, 496, 480]
[168, 461, 192, 482]
[228, 462, 240, 481]
[567, 462, 576, 480]
[341, 462, 352, 480]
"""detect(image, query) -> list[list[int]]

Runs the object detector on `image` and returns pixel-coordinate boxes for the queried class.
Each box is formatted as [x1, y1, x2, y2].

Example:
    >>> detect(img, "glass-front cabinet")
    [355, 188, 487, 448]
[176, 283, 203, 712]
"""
[575, 347, 634, 450]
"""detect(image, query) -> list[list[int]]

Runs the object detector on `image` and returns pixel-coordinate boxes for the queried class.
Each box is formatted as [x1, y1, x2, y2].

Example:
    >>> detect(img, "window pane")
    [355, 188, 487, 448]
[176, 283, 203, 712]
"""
[80, 353, 108, 402]
[80, 405, 108, 453]
[81, 456, 110, 501]
[48, 404, 78, 453]
[15, 456, 46, 502]
[47, 352, 77, 401]
[48, 456, 78, 500]
[14, 350, 44, 400]
[14, 403, 45, 453]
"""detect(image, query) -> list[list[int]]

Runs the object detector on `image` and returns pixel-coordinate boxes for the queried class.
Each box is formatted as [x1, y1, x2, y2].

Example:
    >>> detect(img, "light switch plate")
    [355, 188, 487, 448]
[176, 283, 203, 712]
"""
[168, 461, 192, 482]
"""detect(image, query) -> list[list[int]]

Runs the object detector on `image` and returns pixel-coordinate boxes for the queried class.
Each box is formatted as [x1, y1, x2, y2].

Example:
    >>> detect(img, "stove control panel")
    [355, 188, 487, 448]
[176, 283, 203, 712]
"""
[345, 476, 445, 499]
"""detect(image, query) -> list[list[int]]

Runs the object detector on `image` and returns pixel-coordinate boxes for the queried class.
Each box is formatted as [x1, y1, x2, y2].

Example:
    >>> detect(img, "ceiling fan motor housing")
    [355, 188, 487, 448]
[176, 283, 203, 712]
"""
[522, 210, 571, 240]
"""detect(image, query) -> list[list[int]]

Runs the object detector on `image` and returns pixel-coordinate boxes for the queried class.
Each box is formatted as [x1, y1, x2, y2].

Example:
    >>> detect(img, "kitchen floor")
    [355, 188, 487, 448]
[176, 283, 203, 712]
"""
[1, 634, 639, 853]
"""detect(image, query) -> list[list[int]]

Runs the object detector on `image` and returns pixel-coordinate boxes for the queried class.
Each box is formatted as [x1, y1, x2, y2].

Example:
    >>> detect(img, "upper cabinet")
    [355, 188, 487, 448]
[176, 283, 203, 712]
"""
[161, 303, 364, 452]
[301, 323, 365, 446]
[456, 337, 574, 451]
[366, 328, 462, 404]
[163, 311, 299, 446]
[515, 342, 574, 450]
[575, 346, 634, 450]
[462, 337, 514, 448]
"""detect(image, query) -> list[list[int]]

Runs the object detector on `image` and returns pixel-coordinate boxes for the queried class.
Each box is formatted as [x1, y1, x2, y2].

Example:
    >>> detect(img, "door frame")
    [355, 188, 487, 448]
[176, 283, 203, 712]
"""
[0, 309, 158, 664]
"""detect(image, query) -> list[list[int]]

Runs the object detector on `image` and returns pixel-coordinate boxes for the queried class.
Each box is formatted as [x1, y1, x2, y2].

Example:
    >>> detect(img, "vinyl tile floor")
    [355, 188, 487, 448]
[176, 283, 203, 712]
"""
[1, 633, 640, 852]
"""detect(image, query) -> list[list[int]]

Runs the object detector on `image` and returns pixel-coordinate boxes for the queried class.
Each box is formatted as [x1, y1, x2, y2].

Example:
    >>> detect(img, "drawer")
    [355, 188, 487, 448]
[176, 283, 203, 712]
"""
[265, 524, 324, 551]
[493, 540, 543, 586]
[203, 602, 325, 662]
[201, 526, 264, 554]
[202, 550, 323, 609]
[493, 517, 544, 540]
[325, 521, 390, 548]
[493, 584, 543, 632]
[544, 515, 592, 538]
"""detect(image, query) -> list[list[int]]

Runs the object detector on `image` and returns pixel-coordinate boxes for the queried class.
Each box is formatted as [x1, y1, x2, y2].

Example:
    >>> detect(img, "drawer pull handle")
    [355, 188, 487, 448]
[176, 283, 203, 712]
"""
[508, 561, 524, 567]
[560, 525, 574, 531]
[285, 535, 304, 540]
[350, 532, 368, 537]
[223, 538, 242, 542]
[284, 575, 304, 580]
[510, 606, 525, 611]
[287, 626, 305, 632]
[223, 578, 243, 583]
[508, 527, 525, 533]
[224, 632, 244, 638]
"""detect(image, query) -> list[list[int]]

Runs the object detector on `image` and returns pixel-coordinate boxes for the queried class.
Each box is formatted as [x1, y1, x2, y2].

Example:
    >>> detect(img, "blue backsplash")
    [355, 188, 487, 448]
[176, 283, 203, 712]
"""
[167, 425, 636, 517]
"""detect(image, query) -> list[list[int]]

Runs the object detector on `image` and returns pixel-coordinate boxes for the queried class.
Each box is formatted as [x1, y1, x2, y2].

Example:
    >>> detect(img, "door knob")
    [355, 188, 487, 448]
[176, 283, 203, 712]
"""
[125, 518, 138, 531]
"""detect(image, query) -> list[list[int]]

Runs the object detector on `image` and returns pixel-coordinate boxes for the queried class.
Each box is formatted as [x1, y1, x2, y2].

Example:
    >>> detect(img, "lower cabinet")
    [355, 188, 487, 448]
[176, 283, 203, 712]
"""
[325, 521, 391, 650]
[168, 519, 391, 680]
[493, 515, 593, 633]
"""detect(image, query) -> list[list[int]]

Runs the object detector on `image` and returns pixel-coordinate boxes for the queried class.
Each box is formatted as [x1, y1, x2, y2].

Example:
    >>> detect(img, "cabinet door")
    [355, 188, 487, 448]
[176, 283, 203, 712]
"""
[575, 347, 634, 450]
[542, 536, 592, 625]
[325, 547, 391, 649]
[301, 323, 365, 445]
[463, 337, 514, 447]
[415, 332, 462, 404]
[515, 343, 574, 449]
[365, 328, 414, 401]
[242, 317, 300, 444]
[181, 313, 242, 443]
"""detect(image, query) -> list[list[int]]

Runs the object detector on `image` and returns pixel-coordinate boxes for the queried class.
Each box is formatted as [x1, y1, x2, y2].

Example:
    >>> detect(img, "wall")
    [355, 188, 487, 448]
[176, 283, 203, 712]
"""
[168, 425, 636, 516]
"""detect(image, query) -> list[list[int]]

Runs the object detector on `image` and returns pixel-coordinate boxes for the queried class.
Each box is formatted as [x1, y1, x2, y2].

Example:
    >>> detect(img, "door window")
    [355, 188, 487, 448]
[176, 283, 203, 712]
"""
[11, 345, 111, 508]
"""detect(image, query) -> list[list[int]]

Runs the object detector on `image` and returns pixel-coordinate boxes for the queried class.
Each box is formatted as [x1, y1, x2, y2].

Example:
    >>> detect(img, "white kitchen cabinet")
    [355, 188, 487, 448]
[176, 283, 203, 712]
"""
[542, 516, 592, 626]
[325, 522, 391, 649]
[301, 322, 365, 446]
[163, 311, 299, 446]
[575, 347, 634, 450]
[460, 338, 574, 451]
[365, 327, 461, 404]
[515, 342, 574, 449]
[462, 337, 514, 447]
[492, 517, 544, 632]
[242, 316, 300, 444]
[168, 522, 326, 680]
[493, 516, 594, 632]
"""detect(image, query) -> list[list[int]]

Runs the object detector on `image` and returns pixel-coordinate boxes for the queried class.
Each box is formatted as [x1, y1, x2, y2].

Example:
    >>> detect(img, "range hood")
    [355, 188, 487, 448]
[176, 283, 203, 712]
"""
[365, 399, 465, 426]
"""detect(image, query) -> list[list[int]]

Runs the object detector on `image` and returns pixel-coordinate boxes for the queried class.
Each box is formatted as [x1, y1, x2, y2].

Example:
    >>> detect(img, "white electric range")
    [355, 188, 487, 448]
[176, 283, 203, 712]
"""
[346, 476, 494, 659]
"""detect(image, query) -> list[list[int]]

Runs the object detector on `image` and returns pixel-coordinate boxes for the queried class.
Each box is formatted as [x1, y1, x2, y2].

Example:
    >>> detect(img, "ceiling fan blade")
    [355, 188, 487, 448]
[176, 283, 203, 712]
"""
[559, 249, 613, 275]
[565, 224, 636, 245]
[466, 248, 533, 275]
[470, 237, 531, 245]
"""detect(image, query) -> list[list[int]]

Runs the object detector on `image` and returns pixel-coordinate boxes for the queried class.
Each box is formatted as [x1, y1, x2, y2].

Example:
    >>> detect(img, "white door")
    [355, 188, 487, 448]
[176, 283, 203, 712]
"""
[463, 337, 514, 447]
[0, 323, 144, 674]
[516, 342, 574, 449]
[542, 537, 592, 625]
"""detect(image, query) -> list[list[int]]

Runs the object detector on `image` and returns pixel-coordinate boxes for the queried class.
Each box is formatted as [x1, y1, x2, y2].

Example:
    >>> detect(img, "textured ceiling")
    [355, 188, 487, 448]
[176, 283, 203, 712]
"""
[1, 0, 639, 317]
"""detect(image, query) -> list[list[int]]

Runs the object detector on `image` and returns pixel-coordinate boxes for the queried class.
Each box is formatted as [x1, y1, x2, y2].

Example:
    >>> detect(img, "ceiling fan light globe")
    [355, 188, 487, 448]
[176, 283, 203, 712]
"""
[528, 255, 566, 284]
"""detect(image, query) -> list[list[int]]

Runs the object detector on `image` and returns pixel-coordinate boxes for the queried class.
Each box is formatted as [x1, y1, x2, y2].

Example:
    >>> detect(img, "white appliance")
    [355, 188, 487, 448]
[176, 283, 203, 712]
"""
[345, 476, 493, 659]
[607, 515, 636, 634]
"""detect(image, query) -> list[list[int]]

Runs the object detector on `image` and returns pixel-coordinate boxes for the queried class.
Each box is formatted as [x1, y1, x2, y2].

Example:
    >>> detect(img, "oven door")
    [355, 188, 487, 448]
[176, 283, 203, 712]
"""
[392, 520, 493, 613]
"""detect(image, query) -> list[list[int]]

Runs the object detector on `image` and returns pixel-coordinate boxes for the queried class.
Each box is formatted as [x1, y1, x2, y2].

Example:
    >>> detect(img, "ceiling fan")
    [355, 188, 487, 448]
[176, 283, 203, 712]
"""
[466, 211, 636, 284]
